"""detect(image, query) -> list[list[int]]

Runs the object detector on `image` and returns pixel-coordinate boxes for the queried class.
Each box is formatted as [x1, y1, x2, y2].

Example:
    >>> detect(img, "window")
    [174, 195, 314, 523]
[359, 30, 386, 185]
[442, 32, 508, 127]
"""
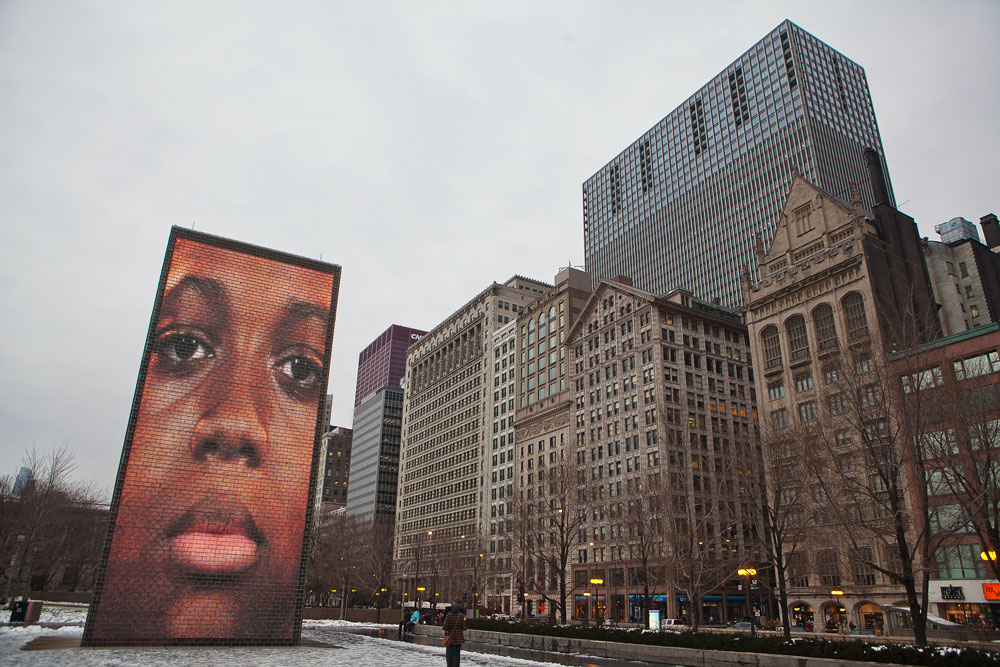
[829, 393, 848, 415]
[930, 504, 974, 534]
[851, 547, 876, 586]
[787, 552, 809, 587]
[901, 367, 943, 393]
[818, 550, 841, 587]
[762, 326, 781, 369]
[971, 305, 980, 319]
[935, 543, 986, 579]
[824, 366, 840, 384]
[767, 380, 784, 400]
[798, 401, 817, 422]
[786, 315, 809, 360]
[953, 351, 1000, 380]
[772, 408, 789, 429]
[843, 293, 868, 339]
[794, 372, 813, 392]
[855, 353, 874, 374]
[813, 304, 837, 351]
[959, 261, 969, 278]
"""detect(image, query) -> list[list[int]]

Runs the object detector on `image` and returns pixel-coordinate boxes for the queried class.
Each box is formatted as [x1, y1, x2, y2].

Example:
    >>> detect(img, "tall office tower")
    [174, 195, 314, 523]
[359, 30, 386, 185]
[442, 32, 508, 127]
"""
[345, 385, 404, 525]
[394, 276, 549, 611]
[566, 280, 760, 624]
[354, 324, 427, 408]
[583, 20, 893, 308]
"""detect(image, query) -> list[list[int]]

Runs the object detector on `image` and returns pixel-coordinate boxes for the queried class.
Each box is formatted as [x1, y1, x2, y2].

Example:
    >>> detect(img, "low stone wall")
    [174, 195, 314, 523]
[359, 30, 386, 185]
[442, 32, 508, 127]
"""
[413, 626, 901, 667]
[302, 607, 397, 623]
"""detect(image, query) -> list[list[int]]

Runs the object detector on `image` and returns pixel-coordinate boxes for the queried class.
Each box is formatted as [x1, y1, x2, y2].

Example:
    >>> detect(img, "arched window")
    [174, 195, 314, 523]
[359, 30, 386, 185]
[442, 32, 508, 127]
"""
[761, 326, 782, 369]
[786, 315, 810, 360]
[843, 293, 869, 340]
[813, 304, 838, 351]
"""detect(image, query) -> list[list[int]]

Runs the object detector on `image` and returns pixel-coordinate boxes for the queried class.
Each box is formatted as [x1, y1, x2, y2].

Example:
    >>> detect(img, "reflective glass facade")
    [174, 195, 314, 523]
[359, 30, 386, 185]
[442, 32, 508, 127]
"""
[583, 20, 893, 309]
[346, 387, 403, 524]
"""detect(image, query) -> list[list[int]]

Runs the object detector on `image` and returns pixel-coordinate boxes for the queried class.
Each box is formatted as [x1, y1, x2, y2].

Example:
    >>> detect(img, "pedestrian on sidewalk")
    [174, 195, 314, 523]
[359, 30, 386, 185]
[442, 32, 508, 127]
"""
[442, 602, 467, 667]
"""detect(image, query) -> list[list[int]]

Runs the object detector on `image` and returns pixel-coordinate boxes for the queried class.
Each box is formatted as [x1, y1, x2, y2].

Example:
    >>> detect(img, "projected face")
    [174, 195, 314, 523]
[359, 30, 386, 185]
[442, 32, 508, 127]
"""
[88, 237, 335, 642]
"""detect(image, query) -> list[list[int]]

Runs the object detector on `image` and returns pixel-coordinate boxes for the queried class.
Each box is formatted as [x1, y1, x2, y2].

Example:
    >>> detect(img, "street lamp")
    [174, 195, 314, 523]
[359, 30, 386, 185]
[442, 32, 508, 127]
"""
[590, 578, 604, 623]
[737, 567, 757, 625]
[831, 590, 846, 633]
[981, 548, 997, 562]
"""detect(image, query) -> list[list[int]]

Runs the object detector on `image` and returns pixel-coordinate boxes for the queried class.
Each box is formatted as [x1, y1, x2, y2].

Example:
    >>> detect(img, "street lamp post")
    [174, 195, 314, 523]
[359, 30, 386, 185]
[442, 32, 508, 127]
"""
[472, 552, 484, 618]
[831, 590, 846, 633]
[590, 578, 604, 623]
[583, 591, 592, 625]
[737, 567, 757, 626]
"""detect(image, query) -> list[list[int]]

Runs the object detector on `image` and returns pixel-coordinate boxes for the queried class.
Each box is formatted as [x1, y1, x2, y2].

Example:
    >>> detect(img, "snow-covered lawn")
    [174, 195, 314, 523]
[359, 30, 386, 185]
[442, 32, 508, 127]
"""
[0, 609, 564, 666]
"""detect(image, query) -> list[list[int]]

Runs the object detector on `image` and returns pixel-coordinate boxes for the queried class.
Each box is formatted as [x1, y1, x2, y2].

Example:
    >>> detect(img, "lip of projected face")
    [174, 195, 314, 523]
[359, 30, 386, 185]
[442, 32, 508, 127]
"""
[166, 500, 264, 577]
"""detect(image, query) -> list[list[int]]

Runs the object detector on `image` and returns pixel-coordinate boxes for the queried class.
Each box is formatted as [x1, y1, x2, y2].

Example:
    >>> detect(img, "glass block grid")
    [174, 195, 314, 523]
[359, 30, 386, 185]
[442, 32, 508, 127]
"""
[83, 228, 341, 646]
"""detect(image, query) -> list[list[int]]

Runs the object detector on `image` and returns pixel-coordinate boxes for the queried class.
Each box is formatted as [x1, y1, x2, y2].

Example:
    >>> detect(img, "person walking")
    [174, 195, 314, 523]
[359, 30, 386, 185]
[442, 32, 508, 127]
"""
[441, 602, 467, 667]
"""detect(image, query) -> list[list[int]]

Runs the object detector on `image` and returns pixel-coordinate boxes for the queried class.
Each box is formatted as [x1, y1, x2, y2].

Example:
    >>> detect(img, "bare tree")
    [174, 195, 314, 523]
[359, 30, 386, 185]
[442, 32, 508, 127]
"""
[660, 454, 746, 632]
[510, 460, 591, 624]
[798, 337, 934, 645]
[1, 445, 107, 600]
[307, 512, 366, 614]
[357, 520, 395, 622]
[750, 421, 815, 639]
[615, 473, 669, 627]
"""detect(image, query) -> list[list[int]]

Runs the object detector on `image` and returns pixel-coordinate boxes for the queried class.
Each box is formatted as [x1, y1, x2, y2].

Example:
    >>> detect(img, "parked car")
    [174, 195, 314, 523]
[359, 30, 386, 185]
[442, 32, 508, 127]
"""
[777, 625, 811, 632]
[850, 628, 876, 636]
[660, 618, 689, 631]
[730, 621, 754, 630]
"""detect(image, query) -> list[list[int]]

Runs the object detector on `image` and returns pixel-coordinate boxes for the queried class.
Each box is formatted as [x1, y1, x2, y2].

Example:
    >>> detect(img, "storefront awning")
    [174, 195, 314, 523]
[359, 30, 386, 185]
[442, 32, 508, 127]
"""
[883, 605, 964, 628]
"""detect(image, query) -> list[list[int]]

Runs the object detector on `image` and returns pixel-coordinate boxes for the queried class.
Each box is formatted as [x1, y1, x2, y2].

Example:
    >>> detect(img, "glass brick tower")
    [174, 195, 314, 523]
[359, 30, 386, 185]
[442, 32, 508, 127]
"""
[583, 20, 894, 309]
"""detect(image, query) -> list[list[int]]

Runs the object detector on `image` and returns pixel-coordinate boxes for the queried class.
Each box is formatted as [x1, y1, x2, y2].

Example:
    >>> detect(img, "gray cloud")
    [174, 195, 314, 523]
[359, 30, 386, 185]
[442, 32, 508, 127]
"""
[0, 0, 997, 488]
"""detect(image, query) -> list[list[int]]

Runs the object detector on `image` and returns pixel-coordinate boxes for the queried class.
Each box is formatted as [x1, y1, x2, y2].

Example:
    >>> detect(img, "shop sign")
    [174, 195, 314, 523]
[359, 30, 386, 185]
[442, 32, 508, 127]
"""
[940, 585, 965, 600]
[983, 583, 1000, 601]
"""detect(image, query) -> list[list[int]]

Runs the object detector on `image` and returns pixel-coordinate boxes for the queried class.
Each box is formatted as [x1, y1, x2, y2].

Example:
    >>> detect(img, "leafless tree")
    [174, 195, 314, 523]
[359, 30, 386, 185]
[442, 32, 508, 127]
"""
[614, 472, 669, 627]
[510, 460, 591, 624]
[356, 519, 395, 622]
[749, 420, 816, 639]
[797, 336, 934, 645]
[307, 512, 366, 613]
[1, 445, 107, 601]
[660, 454, 746, 631]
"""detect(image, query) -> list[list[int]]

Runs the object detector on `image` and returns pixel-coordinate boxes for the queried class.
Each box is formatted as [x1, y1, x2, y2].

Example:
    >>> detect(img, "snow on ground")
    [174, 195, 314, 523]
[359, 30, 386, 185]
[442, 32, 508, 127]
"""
[0, 613, 566, 667]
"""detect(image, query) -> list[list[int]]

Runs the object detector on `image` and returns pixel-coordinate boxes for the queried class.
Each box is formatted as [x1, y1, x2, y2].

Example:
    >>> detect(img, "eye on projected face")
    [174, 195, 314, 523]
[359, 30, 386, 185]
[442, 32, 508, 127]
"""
[86, 235, 337, 644]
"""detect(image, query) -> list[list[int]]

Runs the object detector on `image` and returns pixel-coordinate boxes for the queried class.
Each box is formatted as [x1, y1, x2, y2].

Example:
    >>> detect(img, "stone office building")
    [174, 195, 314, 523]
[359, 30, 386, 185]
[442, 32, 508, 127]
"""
[564, 278, 761, 624]
[394, 276, 549, 610]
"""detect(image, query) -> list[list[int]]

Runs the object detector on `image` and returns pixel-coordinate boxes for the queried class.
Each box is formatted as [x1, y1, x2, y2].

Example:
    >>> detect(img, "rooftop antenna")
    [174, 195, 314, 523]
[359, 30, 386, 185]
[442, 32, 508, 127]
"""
[191, 221, 196, 229]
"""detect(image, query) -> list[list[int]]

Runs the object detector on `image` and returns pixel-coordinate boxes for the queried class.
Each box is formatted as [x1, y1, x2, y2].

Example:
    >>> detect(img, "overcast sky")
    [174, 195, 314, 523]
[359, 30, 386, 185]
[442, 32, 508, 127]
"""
[1, 1, 997, 491]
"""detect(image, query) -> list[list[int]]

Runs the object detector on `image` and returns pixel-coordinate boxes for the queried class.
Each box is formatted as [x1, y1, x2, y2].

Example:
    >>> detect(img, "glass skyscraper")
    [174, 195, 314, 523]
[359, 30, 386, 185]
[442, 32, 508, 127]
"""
[583, 20, 894, 308]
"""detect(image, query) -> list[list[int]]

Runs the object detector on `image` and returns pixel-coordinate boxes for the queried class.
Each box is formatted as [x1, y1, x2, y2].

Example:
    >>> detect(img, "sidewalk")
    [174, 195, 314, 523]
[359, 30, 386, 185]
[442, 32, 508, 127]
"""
[0, 609, 567, 667]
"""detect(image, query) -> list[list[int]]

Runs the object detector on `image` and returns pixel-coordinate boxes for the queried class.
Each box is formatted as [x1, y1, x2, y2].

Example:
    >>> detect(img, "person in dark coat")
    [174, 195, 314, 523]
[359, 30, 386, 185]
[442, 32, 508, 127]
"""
[442, 603, 468, 667]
